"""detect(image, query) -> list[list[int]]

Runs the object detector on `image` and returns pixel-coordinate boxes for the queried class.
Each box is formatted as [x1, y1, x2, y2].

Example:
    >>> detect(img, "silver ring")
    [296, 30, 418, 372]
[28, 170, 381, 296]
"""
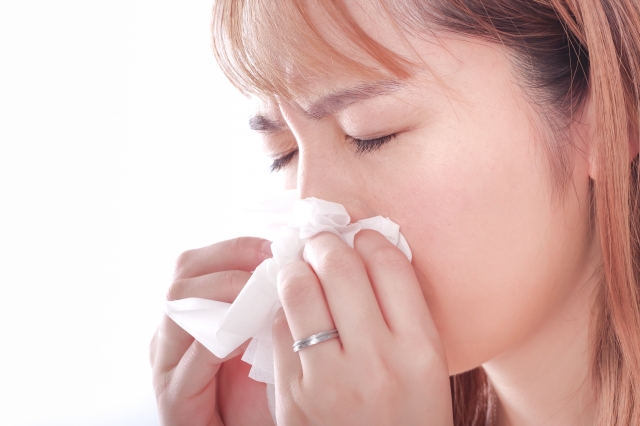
[292, 329, 340, 352]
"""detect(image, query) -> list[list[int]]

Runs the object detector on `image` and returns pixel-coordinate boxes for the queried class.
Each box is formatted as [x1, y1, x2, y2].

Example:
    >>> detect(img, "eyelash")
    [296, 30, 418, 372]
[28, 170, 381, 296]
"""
[350, 133, 398, 155]
[269, 133, 398, 172]
[270, 149, 298, 173]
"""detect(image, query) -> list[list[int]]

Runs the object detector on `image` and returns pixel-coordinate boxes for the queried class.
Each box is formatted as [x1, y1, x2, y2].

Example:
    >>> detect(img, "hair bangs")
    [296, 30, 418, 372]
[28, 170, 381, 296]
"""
[211, 0, 414, 99]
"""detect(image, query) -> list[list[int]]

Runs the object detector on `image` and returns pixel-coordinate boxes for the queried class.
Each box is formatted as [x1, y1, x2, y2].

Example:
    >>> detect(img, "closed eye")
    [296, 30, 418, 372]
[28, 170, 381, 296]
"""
[269, 148, 298, 172]
[348, 133, 398, 155]
[268, 133, 398, 173]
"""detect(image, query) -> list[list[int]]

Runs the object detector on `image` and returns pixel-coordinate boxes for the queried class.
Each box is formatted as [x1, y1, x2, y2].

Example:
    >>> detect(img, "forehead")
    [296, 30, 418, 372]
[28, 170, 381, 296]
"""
[247, 33, 520, 130]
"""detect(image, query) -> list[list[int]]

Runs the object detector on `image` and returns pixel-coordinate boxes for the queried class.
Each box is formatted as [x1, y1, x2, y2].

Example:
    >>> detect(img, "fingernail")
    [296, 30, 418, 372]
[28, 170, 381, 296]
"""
[262, 240, 273, 257]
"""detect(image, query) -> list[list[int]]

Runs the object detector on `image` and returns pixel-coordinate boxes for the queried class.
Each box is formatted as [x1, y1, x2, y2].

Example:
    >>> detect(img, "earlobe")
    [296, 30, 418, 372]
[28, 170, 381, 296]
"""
[587, 128, 638, 182]
[588, 151, 598, 181]
[577, 95, 599, 181]
[589, 125, 639, 181]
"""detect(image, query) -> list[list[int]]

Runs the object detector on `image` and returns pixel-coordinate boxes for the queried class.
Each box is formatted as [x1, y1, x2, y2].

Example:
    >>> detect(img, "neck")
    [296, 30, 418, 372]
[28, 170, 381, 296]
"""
[483, 264, 600, 426]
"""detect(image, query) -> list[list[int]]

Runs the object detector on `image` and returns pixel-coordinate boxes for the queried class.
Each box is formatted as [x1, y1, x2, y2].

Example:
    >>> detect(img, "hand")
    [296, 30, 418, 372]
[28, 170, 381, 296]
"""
[150, 237, 276, 426]
[271, 230, 453, 425]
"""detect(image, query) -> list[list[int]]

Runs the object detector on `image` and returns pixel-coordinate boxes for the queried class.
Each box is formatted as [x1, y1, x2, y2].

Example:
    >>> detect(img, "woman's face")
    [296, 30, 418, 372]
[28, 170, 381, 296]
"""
[252, 27, 597, 374]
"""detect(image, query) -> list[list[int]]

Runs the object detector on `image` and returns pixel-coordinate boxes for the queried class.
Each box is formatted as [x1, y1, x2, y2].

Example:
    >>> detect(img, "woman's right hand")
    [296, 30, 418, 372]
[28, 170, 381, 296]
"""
[150, 237, 276, 426]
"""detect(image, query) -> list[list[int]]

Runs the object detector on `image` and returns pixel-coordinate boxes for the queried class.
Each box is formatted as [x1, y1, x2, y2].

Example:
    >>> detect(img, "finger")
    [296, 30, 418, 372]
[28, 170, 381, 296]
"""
[174, 237, 272, 279]
[216, 355, 275, 426]
[149, 329, 159, 367]
[272, 308, 302, 385]
[171, 339, 250, 398]
[154, 315, 197, 374]
[155, 271, 252, 372]
[167, 270, 252, 302]
[277, 261, 340, 368]
[303, 232, 387, 347]
[354, 230, 435, 336]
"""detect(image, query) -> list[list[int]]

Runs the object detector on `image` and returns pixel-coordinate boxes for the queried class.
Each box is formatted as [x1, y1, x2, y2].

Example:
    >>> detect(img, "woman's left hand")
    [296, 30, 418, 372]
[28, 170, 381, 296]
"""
[271, 229, 454, 425]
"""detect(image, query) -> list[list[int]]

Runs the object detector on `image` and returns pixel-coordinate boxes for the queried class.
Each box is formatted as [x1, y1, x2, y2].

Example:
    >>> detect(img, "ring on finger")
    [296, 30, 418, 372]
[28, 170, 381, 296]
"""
[293, 329, 340, 352]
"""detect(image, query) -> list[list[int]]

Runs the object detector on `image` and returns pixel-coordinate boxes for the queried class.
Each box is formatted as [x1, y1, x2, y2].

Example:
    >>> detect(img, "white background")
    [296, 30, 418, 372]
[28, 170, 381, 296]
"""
[0, 1, 283, 425]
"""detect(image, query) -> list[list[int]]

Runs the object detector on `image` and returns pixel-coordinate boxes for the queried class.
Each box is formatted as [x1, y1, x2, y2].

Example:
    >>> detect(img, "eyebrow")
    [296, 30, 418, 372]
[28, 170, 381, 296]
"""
[248, 114, 284, 133]
[247, 80, 404, 131]
[305, 80, 403, 120]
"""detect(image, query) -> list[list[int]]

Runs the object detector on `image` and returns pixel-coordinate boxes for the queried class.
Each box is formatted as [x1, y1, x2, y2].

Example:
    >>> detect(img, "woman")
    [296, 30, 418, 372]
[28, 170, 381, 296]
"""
[149, 1, 640, 425]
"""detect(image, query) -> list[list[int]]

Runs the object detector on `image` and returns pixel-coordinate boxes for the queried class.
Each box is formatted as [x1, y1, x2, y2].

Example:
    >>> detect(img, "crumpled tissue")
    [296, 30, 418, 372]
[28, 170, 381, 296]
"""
[165, 196, 411, 420]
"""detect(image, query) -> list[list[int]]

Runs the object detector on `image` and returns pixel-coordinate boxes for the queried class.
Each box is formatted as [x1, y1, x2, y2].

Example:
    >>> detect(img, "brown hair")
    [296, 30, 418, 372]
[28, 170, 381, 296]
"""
[211, 0, 640, 424]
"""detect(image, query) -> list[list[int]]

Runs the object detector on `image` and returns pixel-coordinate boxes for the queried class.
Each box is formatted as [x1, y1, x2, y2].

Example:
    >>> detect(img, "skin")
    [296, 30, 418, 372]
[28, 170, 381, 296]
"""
[150, 238, 275, 426]
[149, 2, 637, 424]
[261, 33, 601, 424]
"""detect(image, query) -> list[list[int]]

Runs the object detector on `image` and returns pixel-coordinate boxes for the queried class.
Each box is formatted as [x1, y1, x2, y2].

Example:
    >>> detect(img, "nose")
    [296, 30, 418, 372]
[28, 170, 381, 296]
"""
[279, 104, 375, 222]
[297, 146, 375, 222]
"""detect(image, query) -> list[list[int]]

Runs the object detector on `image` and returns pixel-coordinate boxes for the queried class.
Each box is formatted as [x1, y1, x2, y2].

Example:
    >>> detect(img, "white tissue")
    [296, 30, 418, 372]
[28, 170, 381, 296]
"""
[165, 197, 412, 386]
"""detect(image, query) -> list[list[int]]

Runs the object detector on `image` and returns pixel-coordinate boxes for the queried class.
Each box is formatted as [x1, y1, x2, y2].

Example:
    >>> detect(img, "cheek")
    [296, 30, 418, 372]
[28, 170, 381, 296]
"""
[386, 113, 590, 374]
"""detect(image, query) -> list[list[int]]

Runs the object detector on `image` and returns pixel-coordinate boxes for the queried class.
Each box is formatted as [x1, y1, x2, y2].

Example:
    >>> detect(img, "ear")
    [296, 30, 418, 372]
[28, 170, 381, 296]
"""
[579, 95, 639, 181]
[575, 95, 599, 181]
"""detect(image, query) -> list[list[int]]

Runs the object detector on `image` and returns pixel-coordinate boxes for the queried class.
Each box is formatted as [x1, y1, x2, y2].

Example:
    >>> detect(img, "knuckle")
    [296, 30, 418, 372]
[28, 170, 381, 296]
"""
[181, 341, 199, 367]
[355, 360, 401, 410]
[278, 265, 315, 309]
[227, 237, 244, 254]
[153, 371, 172, 401]
[372, 363, 400, 400]
[316, 247, 359, 276]
[173, 249, 194, 279]
[226, 237, 264, 261]
[165, 278, 188, 301]
[225, 270, 249, 295]
[312, 384, 344, 411]
[399, 327, 433, 352]
[368, 245, 408, 271]
[303, 354, 407, 418]
[223, 237, 271, 270]
[278, 379, 307, 420]
[414, 344, 442, 375]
